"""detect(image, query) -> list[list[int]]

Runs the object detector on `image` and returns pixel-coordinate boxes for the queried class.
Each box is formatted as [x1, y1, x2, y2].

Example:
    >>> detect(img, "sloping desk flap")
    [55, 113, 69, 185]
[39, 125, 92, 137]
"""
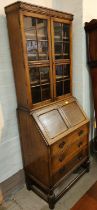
[31, 98, 88, 145]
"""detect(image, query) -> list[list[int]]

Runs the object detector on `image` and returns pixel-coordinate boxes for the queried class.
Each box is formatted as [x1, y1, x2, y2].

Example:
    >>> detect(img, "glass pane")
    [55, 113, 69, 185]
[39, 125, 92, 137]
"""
[55, 54, 63, 60]
[40, 67, 50, 83]
[24, 17, 36, 40]
[63, 24, 70, 40]
[64, 80, 70, 94]
[30, 67, 40, 86]
[24, 17, 49, 61]
[63, 42, 70, 59]
[31, 86, 41, 104]
[24, 17, 38, 61]
[27, 40, 38, 61]
[38, 41, 48, 60]
[55, 42, 62, 54]
[56, 81, 63, 96]
[56, 64, 70, 81]
[24, 17, 36, 29]
[63, 24, 70, 59]
[63, 64, 70, 78]
[41, 85, 50, 101]
[54, 22, 70, 60]
[56, 65, 63, 81]
[37, 19, 48, 40]
[54, 22, 62, 41]
[39, 54, 48, 60]
[56, 64, 70, 97]
[25, 29, 36, 40]
[29, 66, 51, 103]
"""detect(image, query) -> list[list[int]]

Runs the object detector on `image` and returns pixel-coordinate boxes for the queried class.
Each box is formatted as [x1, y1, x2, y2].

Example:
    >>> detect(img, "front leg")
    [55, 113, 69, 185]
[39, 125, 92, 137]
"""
[48, 190, 55, 209]
[82, 159, 90, 172]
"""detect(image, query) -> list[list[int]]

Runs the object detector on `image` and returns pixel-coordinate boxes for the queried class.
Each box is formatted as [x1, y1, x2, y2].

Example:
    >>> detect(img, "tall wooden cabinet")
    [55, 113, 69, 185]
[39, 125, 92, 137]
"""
[5, 2, 89, 209]
[85, 20, 97, 149]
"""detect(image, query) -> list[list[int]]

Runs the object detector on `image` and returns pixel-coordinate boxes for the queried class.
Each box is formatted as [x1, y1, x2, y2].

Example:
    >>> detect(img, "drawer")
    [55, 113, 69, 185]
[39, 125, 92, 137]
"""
[51, 124, 89, 156]
[51, 134, 88, 172]
[52, 147, 88, 185]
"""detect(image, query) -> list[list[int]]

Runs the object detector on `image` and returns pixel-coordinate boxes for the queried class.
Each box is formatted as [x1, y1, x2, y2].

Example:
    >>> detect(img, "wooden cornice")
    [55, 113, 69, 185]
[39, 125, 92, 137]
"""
[85, 19, 97, 32]
[5, 1, 73, 20]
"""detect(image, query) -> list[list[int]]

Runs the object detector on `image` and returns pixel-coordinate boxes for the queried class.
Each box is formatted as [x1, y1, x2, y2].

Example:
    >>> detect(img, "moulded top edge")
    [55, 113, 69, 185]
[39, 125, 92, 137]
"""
[85, 19, 97, 31]
[5, 1, 73, 20]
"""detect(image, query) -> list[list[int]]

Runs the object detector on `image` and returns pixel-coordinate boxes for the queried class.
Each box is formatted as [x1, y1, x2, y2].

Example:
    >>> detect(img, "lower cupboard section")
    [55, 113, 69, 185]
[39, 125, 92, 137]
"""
[52, 147, 88, 185]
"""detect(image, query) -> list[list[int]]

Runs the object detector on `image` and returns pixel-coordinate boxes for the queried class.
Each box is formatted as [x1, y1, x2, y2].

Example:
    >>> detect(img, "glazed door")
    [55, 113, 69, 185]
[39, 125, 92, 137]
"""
[20, 13, 72, 107]
[22, 12, 53, 106]
[51, 18, 72, 99]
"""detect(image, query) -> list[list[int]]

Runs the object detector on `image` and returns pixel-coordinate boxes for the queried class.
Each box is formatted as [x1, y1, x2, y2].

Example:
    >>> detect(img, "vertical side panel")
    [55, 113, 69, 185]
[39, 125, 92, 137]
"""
[6, 11, 30, 108]
[18, 109, 50, 188]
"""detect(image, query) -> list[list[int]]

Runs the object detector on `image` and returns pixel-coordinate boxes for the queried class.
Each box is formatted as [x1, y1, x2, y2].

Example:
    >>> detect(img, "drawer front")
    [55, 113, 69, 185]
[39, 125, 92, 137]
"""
[52, 147, 88, 185]
[51, 124, 88, 156]
[52, 134, 88, 172]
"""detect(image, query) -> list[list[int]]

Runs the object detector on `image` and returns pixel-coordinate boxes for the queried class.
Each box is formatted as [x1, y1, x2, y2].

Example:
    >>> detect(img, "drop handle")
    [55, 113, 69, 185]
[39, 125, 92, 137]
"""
[59, 154, 66, 162]
[78, 141, 83, 147]
[59, 141, 65, 149]
[78, 130, 84, 136]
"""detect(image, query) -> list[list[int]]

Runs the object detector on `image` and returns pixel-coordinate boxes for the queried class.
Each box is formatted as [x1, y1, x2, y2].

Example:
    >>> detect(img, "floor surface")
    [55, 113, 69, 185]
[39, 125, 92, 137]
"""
[1, 155, 97, 210]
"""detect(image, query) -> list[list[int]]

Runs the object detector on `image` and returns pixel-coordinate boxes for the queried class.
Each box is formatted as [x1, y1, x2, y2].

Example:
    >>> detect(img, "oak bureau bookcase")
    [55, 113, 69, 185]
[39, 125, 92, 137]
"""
[5, 2, 90, 209]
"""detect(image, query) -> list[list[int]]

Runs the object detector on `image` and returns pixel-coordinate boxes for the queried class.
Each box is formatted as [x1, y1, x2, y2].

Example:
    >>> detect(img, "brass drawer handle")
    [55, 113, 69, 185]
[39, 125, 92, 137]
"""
[78, 130, 84, 136]
[59, 154, 65, 162]
[59, 141, 65, 149]
[78, 141, 83, 147]
[59, 166, 66, 174]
